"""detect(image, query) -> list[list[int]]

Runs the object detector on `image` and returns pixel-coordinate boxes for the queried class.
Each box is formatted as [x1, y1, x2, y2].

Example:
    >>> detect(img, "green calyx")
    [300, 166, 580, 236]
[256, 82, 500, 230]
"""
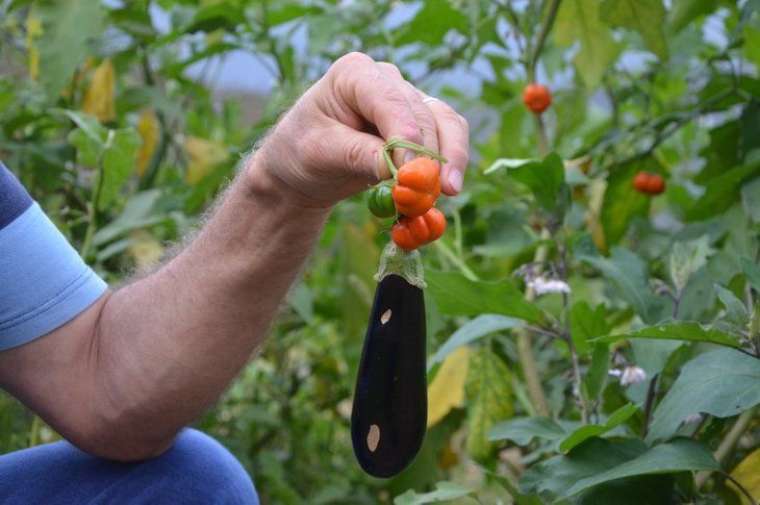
[367, 185, 396, 218]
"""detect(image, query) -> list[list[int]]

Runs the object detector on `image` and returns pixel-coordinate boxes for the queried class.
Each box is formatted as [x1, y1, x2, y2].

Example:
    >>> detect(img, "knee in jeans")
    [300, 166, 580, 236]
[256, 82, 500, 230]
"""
[154, 429, 258, 504]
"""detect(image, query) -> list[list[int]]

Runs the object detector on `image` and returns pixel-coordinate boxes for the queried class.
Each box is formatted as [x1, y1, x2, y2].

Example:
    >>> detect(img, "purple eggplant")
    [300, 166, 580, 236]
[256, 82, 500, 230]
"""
[351, 273, 427, 478]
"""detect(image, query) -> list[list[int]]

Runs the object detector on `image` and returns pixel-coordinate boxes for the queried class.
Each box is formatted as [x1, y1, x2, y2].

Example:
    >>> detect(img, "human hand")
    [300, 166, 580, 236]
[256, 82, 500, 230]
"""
[248, 52, 469, 208]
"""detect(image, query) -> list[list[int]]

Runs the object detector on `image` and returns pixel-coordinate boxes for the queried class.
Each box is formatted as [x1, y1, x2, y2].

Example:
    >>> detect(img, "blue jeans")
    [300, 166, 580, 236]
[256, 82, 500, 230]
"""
[0, 429, 259, 504]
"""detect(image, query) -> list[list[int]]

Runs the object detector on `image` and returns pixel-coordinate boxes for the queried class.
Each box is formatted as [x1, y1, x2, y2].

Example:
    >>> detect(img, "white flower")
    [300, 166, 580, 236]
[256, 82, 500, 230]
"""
[528, 276, 571, 296]
[620, 366, 647, 386]
[683, 413, 703, 425]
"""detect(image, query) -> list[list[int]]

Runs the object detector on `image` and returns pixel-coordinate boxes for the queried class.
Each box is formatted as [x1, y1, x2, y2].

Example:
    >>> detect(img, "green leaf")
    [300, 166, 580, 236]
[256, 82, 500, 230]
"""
[485, 153, 568, 213]
[426, 270, 546, 325]
[93, 190, 163, 246]
[184, 3, 244, 33]
[394, 481, 473, 505]
[395, 0, 469, 46]
[428, 314, 522, 369]
[601, 0, 668, 59]
[584, 344, 611, 402]
[741, 257, 760, 292]
[558, 404, 637, 453]
[741, 177, 760, 223]
[648, 348, 760, 442]
[521, 437, 648, 497]
[99, 128, 141, 209]
[670, 236, 714, 293]
[37, 0, 105, 97]
[715, 285, 749, 325]
[555, 0, 620, 87]
[488, 417, 566, 445]
[465, 347, 513, 460]
[600, 162, 651, 246]
[570, 302, 609, 356]
[669, 0, 721, 32]
[563, 438, 719, 497]
[579, 248, 663, 324]
[592, 322, 742, 348]
[686, 161, 760, 221]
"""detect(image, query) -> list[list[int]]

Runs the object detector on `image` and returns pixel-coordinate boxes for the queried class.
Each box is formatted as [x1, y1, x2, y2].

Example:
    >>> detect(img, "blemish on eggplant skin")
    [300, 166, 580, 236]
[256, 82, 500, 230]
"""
[380, 309, 392, 325]
[367, 424, 380, 452]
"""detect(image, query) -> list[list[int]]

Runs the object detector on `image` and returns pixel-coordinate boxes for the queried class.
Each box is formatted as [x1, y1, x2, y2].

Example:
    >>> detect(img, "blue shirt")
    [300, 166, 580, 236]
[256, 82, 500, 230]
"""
[0, 163, 107, 350]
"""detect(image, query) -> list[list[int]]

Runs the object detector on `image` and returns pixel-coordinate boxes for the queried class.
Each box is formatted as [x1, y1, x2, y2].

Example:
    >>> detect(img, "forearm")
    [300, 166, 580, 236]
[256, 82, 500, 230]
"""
[92, 155, 329, 456]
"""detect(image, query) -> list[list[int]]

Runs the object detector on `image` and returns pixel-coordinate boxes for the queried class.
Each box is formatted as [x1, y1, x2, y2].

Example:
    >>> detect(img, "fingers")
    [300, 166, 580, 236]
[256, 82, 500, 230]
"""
[313, 122, 389, 183]
[423, 97, 469, 195]
[376, 63, 439, 165]
[328, 53, 423, 147]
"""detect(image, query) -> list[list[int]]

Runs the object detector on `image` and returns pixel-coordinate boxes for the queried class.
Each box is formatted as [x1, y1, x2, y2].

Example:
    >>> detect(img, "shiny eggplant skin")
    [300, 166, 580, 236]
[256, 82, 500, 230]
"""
[351, 274, 427, 478]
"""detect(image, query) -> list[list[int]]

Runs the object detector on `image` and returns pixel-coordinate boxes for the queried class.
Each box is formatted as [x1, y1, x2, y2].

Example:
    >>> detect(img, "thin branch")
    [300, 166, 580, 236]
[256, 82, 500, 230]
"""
[641, 374, 659, 437]
[723, 473, 758, 505]
[695, 408, 755, 489]
[528, 0, 562, 82]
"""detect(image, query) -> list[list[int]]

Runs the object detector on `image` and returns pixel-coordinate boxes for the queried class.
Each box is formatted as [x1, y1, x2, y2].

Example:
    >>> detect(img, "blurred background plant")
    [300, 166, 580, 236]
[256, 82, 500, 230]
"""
[1, 0, 760, 504]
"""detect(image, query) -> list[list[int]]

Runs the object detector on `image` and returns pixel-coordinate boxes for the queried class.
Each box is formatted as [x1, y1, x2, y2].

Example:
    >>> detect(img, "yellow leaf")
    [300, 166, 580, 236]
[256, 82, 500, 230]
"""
[184, 136, 228, 185]
[427, 346, 470, 428]
[729, 448, 760, 505]
[128, 230, 164, 270]
[26, 12, 43, 81]
[136, 109, 160, 177]
[82, 59, 116, 122]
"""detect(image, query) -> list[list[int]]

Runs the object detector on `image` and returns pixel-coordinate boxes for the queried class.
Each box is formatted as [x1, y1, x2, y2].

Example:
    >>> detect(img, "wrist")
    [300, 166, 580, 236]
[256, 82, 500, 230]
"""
[240, 149, 335, 213]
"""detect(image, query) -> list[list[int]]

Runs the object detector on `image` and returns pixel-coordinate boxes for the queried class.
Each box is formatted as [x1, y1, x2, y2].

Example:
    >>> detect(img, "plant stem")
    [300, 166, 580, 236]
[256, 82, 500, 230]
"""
[28, 415, 41, 447]
[433, 240, 478, 281]
[641, 374, 659, 437]
[534, 113, 550, 157]
[528, 0, 562, 82]
[515, 229, 551, 417]
[79, 130, 112, 261]
[695, 408, 755, 489]
[723, 473, 758, 505]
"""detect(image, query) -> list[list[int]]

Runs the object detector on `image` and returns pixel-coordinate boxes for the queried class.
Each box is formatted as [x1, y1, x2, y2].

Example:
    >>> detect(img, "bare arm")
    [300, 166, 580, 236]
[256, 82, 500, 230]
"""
[0, 53, 469, 460]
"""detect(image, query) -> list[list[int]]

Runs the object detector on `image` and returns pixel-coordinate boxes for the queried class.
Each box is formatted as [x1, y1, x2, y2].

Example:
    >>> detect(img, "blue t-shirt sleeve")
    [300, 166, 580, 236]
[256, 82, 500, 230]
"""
[0, 162, 108, 351]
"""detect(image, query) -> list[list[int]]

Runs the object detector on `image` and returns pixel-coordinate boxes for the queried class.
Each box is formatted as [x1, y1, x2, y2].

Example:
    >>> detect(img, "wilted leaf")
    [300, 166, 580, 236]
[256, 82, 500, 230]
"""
[82, 59, 116, 122]
[136, 109, 160, 177]
[428, 314, 522, 369]
[466, 347, 512, 460]
[26, 10, 42, 81]
[184, 136, 229, 185]
[648, 348, 760, 443]
[127, 230, 163, 270]
[427, 346, 470, 428]
[729, 448, 760, 505]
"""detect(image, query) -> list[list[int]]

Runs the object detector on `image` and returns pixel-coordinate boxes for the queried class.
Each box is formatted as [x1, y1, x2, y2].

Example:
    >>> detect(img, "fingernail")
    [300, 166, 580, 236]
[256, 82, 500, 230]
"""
[403, 151, 416, 164]
[448, 170, 463, 193]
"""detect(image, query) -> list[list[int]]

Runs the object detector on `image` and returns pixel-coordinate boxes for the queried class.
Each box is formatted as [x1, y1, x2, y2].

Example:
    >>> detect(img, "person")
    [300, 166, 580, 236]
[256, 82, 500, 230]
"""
[0, 52, 469, 503]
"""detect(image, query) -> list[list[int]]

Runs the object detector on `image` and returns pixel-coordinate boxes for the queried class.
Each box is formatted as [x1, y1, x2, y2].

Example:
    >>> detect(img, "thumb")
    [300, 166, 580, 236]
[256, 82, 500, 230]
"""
[327, 123, 389, 184]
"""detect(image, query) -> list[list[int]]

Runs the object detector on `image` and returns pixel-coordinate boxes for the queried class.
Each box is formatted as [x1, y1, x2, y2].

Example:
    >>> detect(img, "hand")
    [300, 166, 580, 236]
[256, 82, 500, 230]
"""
[248, 52, 470, 208]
